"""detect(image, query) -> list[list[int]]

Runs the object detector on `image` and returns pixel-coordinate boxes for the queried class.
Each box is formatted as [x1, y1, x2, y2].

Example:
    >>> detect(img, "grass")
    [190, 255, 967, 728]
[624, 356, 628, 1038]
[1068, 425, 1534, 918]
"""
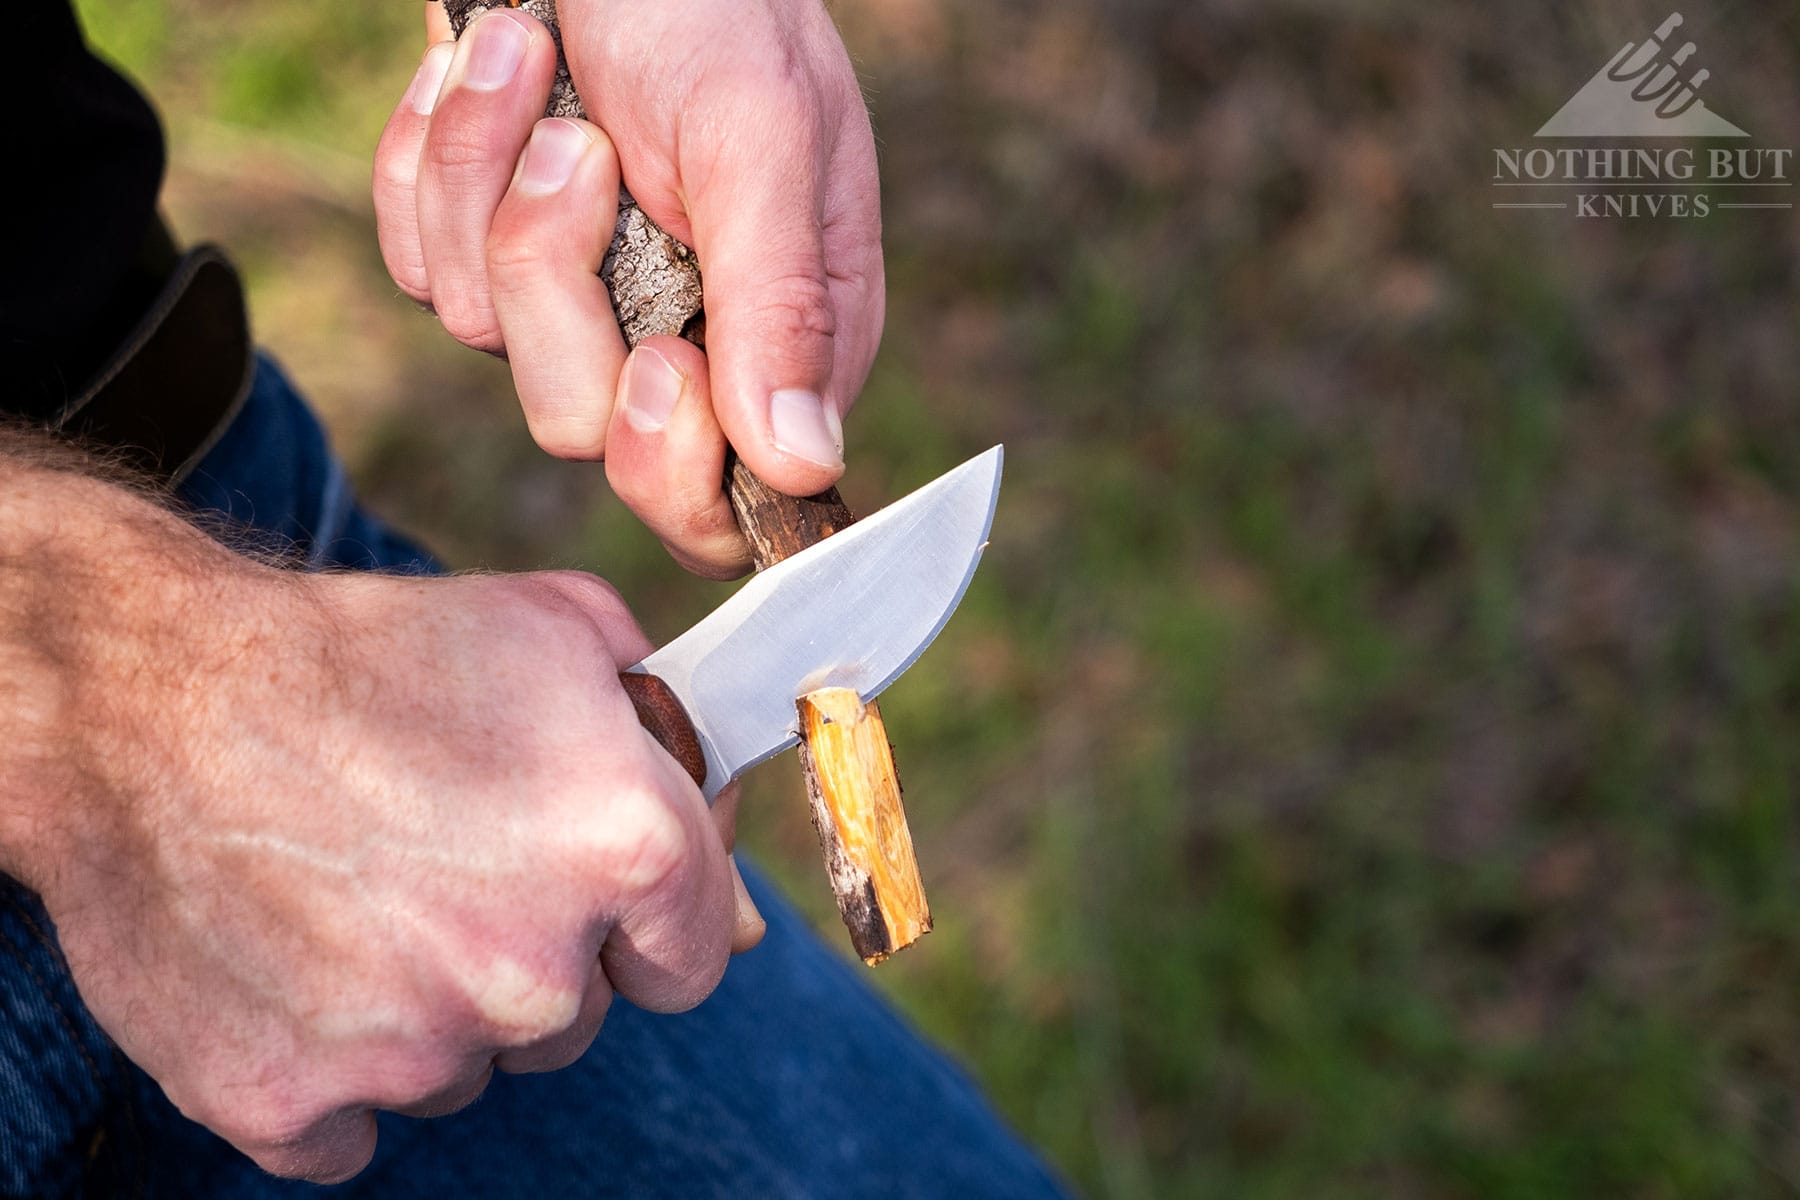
[72, 0, 1800, 1195]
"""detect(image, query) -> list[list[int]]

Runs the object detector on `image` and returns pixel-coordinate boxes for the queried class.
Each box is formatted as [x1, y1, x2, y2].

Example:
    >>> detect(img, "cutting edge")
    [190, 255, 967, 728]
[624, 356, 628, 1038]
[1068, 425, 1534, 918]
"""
[630, 445, 1004, 800]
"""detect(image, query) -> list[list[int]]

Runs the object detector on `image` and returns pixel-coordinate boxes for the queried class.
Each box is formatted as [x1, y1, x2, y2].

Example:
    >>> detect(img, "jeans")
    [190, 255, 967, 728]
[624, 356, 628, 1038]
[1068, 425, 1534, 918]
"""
[0, 356, 1069, 1199]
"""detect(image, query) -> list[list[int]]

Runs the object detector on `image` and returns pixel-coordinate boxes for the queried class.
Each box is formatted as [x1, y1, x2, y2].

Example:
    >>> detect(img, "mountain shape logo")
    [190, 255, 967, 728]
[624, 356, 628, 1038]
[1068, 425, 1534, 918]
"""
[1537, 12, 1748, 137]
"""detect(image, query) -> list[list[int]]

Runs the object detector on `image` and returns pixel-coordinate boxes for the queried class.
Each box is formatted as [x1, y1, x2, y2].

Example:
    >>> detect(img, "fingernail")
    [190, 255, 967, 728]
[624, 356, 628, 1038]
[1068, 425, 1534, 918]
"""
[730, 858, 765, 939]
[464, 10, 530, 90]
[518, 119, 591, 195]
[769, 389, 844, 470]
[408, 43, 454, 115]
[622, 347, 684, 433]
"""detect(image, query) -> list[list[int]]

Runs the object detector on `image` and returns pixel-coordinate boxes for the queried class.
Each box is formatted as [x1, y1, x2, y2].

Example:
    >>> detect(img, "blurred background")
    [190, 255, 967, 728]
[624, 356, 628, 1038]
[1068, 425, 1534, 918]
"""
[72, 1, 1800, 1195]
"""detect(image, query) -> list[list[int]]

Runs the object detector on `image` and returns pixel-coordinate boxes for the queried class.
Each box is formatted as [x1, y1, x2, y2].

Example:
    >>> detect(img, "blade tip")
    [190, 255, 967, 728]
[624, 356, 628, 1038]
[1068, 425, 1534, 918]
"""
[971, 443, 1004, 492]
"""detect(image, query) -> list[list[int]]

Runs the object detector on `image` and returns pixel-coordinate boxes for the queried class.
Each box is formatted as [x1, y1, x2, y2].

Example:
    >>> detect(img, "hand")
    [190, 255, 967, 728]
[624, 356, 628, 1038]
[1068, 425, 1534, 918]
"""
[6, 477, 761, 1182]
[374, 0, 884, 578]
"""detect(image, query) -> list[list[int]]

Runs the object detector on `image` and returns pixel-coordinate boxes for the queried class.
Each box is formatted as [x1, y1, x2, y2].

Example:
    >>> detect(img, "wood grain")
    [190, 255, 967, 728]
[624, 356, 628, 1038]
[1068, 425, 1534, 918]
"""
[797, 688, 932, 963]
[618, 672, 706, 790]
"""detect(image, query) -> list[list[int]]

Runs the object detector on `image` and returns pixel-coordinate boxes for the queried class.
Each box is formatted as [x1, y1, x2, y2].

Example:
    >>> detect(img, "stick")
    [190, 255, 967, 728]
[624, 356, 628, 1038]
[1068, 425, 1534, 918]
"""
[726, 464, 931, 963]
[796, 689, 931, 964]
[441, 0, 930, 962]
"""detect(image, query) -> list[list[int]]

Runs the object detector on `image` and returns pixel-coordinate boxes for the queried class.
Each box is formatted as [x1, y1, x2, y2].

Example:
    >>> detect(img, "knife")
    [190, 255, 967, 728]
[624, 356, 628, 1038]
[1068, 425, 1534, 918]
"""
[619, 445, 1004, 801]
[439, 0, 971, 959]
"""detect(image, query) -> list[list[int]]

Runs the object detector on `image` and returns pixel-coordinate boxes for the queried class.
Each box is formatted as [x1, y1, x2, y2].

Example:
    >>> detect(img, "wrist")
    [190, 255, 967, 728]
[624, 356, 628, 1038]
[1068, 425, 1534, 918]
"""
[0, 451, 307, 898]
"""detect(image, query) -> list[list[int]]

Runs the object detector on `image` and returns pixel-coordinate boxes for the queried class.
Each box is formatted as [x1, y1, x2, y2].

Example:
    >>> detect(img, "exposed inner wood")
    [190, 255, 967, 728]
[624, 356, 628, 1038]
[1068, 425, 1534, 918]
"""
[797, 688, 932, 964]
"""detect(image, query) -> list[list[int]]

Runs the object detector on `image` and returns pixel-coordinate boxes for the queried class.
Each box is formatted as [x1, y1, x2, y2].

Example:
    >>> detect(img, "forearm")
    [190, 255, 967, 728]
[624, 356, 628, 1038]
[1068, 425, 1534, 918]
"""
[0, 431, 289, 892]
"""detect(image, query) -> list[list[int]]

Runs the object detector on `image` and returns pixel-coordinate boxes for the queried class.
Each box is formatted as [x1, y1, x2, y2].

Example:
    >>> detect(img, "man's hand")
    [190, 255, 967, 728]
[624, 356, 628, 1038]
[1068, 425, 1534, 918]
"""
[0, 455, 761, 1183]
[373, 0, 884, 579]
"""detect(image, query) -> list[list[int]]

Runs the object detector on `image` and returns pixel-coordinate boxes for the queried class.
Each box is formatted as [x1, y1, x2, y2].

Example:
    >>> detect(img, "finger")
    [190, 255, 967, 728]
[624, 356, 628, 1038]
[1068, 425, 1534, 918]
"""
[605, 338, 752, 577]
[415, 8, 558, 352]
[242, 1107, 379, 1185]
[374, 39, 455, 302]
[598, 755, 737, 1014]
[494, 960, 613, 1074]
[384, 1057, 495, 1118]
[424, 0, 452, 44]
[821, 107, 886, 425]
[823, 245, 882, 433]
[683, 76, 846, 497]
[706, 787, 764, 953]
[710, 781, 741, 852]
[487, 118, 630, 459]
[730, 856, 766, 954]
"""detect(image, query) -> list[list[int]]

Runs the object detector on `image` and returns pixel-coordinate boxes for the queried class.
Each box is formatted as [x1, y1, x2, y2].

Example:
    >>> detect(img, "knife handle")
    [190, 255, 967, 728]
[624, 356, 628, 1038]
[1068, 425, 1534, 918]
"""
[618, 671, 707, 791]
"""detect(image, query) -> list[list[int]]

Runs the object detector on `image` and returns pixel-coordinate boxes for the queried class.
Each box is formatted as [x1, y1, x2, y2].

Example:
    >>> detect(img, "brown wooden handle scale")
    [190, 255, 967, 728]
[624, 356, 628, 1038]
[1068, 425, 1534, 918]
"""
[443, 0, 930, 963]
[618, 672, 706, 790]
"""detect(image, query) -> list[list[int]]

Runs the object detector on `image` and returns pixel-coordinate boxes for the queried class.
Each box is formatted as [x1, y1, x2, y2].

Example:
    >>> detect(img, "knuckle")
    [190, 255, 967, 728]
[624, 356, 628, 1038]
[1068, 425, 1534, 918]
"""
[383, 1053, 477, 1106]
[500, 1017, 601, 1075]
[372, 140, 419, 204]
[465, 955, 585, 1047]
[434, 296, 503, 354]
[220, 1097, 326, 1158]
[663, 504, 751, 578]
[610, 474, 733, 560]
[423, 1064, 494, 1115]
[379, 243, 430, 302]
[422, 117, 504, 179]
[528, 1038, 588, 1074]
[828, 233, 885, 295]
[528, 422, 607, 461]
[505, 570, 635, 664]
[670, 500, 728, 549]
[610, 787, 694, 900]
[749, 270, 837, 346]
[484, 226, 553, 282]
[254, 1134, 372, 1185]
[530, 570, 629, 628]
[672, 543, 755, 582]
[760, 66, 822, 126]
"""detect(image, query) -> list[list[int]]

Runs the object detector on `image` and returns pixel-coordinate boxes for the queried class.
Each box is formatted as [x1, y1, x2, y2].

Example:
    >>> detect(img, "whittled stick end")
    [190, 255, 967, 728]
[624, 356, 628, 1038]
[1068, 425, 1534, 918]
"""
[796, 688, 932, 964]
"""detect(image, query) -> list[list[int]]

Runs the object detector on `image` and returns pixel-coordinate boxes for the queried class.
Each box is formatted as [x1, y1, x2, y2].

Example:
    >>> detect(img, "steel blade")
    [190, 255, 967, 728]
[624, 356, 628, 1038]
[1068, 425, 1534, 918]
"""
[631, 445, 1003, 799]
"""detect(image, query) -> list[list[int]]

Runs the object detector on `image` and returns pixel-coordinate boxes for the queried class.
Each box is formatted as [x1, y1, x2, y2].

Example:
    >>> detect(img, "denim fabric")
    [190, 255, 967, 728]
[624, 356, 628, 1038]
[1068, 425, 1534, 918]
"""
[176, 358, 438, 573]
[0, 355, 1069, 1199]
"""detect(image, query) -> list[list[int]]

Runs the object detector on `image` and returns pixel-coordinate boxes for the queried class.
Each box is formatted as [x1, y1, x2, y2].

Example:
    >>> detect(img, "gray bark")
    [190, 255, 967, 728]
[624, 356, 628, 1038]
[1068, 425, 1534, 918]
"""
[441, 0, 705, 346]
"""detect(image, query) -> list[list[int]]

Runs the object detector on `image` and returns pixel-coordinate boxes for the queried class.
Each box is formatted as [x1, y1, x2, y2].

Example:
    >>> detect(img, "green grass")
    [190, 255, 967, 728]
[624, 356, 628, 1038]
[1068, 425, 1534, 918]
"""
[72, 1, 1800, 1195]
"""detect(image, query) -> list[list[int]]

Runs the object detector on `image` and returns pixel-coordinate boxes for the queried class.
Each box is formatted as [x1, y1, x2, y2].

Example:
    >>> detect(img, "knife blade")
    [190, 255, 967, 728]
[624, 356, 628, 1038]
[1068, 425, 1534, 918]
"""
[623, 445, 1003, 800]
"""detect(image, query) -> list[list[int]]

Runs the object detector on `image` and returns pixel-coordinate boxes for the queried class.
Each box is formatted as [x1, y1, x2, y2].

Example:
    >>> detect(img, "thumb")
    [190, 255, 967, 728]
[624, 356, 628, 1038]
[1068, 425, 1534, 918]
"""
[684, 109, 845, 496]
